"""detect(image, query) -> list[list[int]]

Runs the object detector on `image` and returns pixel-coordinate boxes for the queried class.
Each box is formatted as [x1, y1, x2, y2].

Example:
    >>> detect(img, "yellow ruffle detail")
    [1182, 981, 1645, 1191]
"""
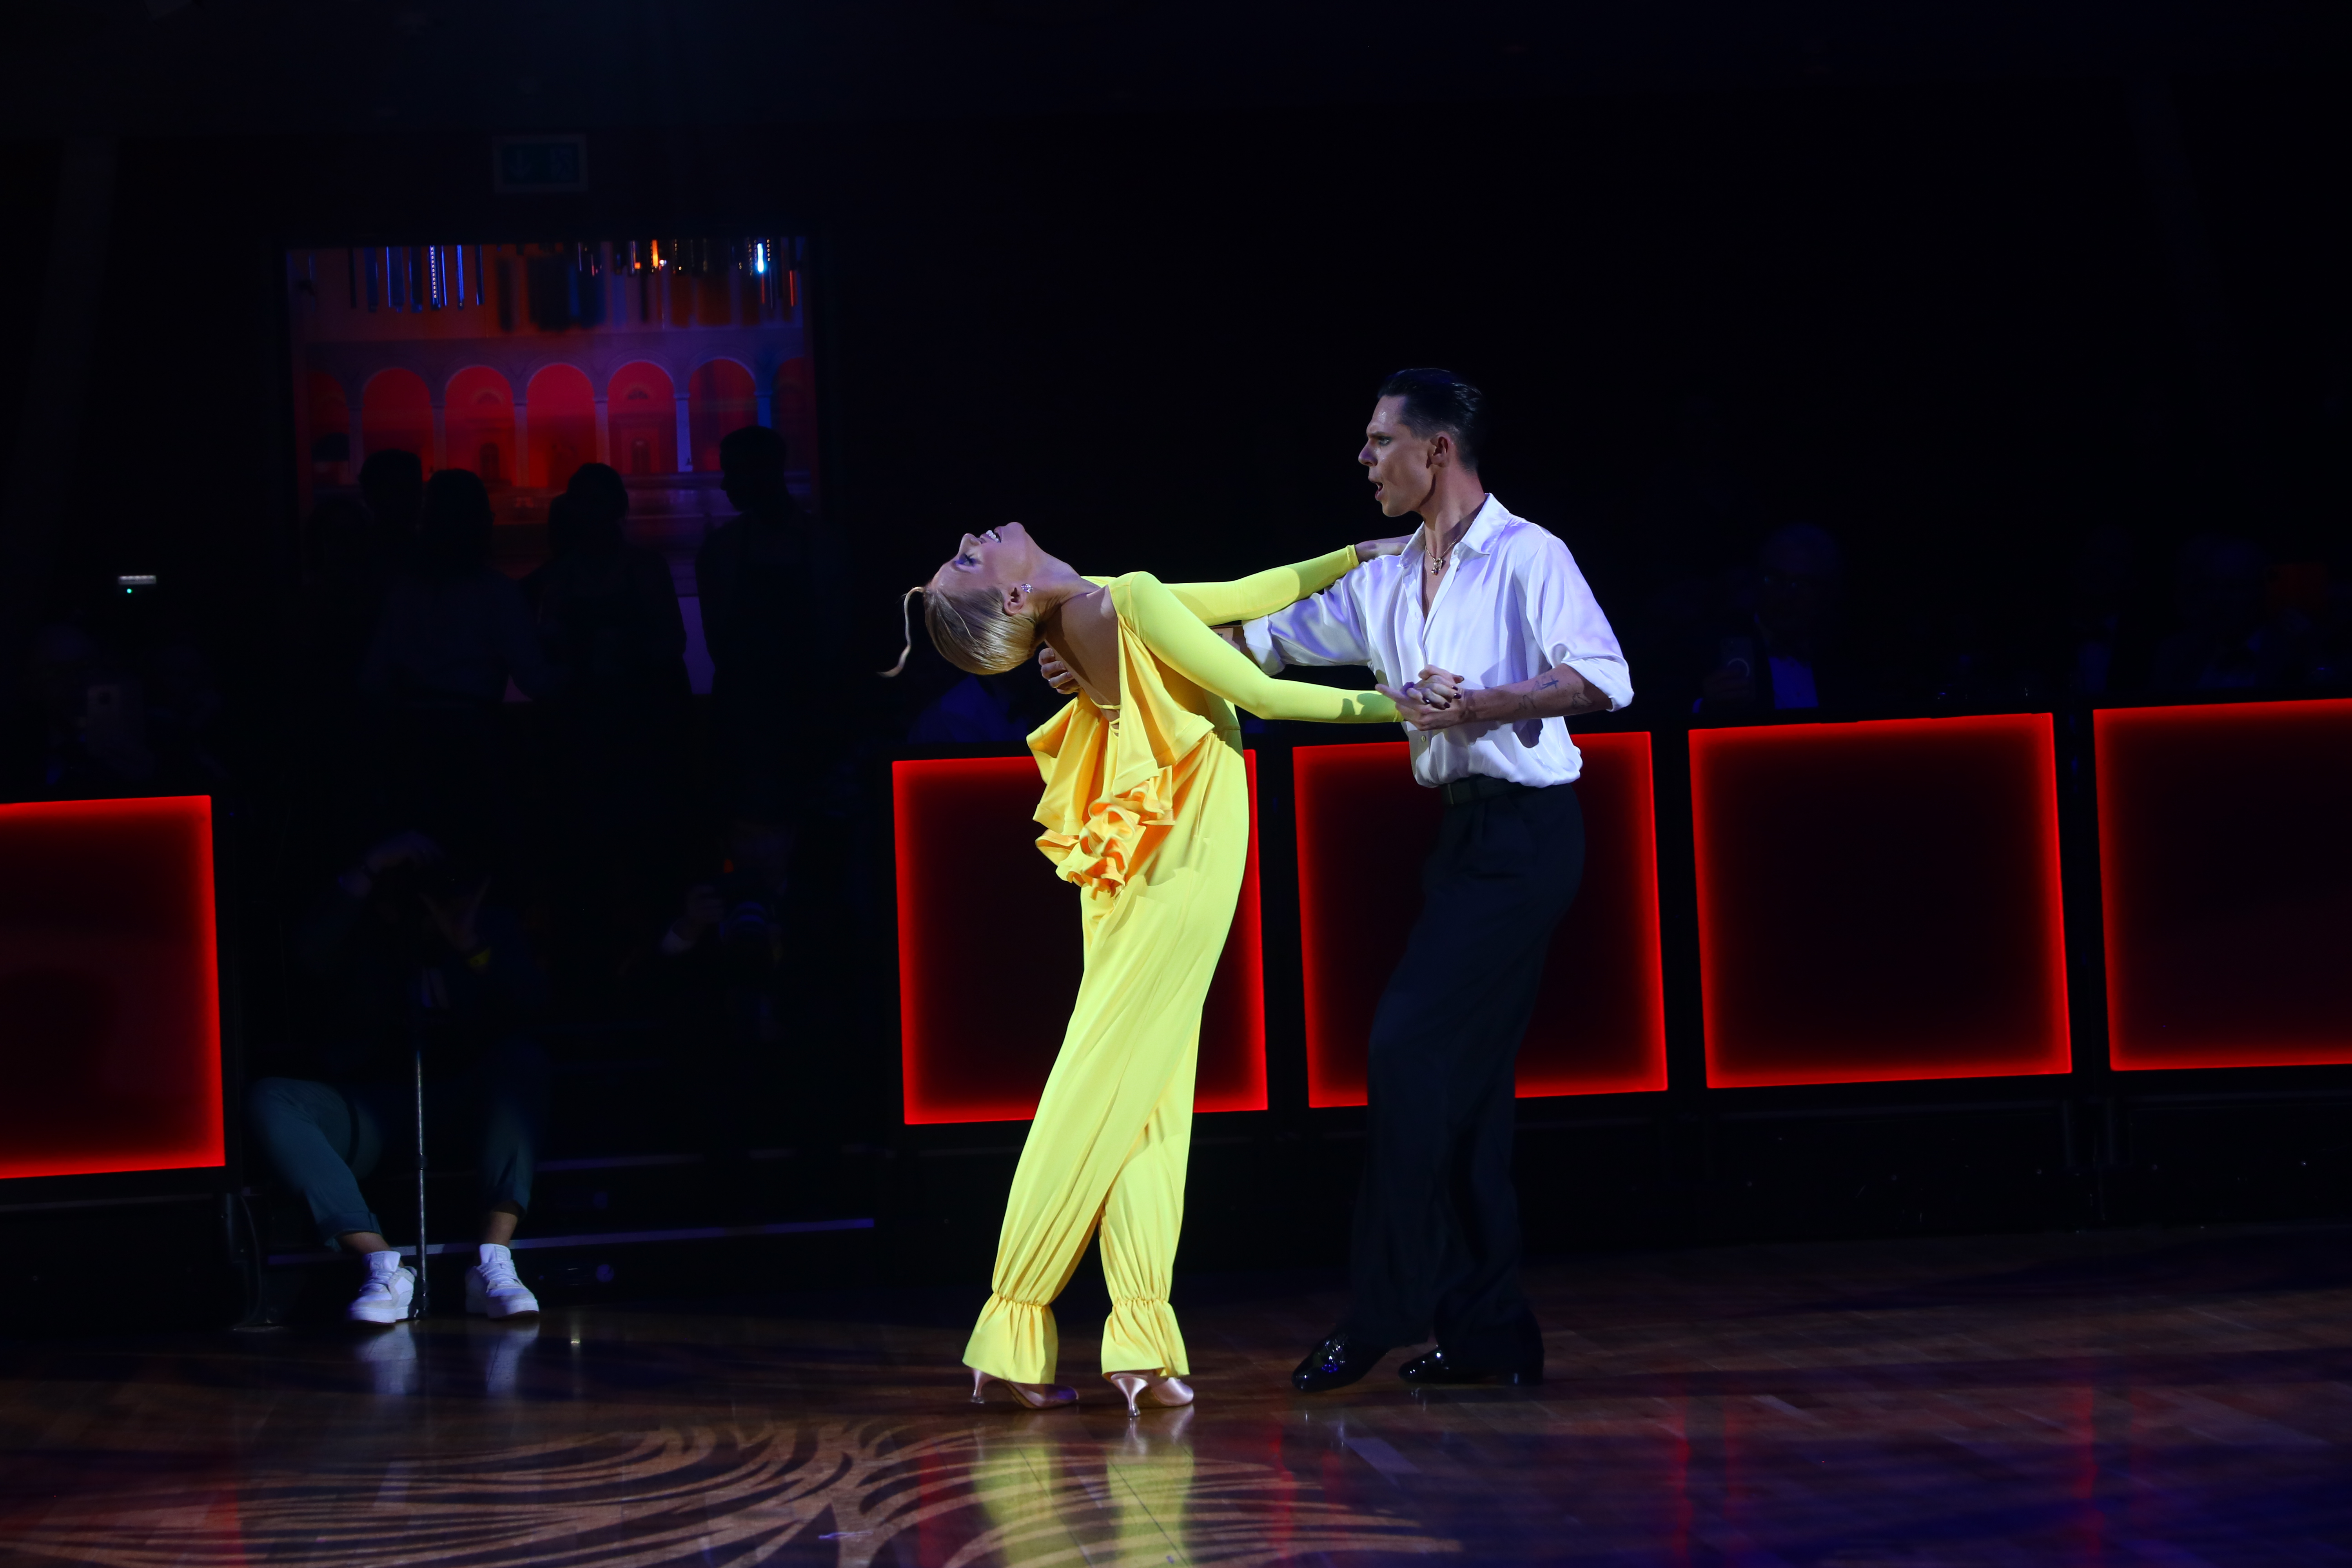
[1028, 579, 1227, 897]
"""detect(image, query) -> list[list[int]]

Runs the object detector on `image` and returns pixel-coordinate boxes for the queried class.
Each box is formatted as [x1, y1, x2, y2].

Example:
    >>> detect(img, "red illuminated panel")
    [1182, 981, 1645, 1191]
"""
[894, 753, 1265, 1124]
[2097, 699, 2352, 1070]
[1293, 736, 1668, 1108]
[0, 796, 223, 1179]
[1690, 715, 2070, 1088]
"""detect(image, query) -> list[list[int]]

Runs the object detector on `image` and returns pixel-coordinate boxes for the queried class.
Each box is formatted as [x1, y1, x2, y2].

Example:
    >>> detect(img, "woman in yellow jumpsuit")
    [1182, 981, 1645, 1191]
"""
[895, 522, 1401, 1414]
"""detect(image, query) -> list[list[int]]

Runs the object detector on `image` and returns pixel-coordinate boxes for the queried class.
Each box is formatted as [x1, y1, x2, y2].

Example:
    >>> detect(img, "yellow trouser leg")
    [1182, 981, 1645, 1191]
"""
[964, 764, 1244, 1385]
[1098, 1035, 1195, 1378]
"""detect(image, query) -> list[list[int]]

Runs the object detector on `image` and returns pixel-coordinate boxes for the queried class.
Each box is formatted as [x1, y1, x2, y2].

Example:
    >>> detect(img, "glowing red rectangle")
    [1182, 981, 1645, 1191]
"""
[1690, 714, 2070, 1087]
[1293, 736, 1668, 1108]
[894, 753, 1265, 1124]
[2097, 698, 2352, 1070]
[0, 796, 224, 1179]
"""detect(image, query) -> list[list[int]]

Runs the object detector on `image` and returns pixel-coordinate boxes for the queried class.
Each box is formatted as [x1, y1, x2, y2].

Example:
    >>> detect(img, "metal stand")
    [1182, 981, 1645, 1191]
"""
[412, 982, 431, 1318]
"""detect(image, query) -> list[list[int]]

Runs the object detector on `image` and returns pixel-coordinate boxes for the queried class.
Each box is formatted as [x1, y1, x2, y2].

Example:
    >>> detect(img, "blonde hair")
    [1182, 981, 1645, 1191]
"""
[877, 582, 1040, 678]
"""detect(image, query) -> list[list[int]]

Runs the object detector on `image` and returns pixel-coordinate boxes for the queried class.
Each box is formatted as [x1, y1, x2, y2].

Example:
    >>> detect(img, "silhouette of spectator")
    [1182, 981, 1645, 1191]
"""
[359, 469, 560, 842]
[1902, 515, 2049, 710]
[2149, 534, 2307, 692]
[525, 465, 693, 990]
[1694, 524, 1862, 717]
[357, 449, 425, 579]
[0, 622, 158, 799]
[290, 496, 385, 849]
[143, 636, 232, 792]
[695, 426, 831, 809]
[246, 830, 550, 1323]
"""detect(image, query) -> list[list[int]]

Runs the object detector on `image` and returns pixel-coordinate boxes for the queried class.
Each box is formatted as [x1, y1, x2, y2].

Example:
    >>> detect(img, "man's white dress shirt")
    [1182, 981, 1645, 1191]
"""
[1243, 495, 1633, 788]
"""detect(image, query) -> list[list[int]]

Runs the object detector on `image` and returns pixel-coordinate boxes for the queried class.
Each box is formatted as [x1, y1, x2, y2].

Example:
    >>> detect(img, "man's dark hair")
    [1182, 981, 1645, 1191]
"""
[1377, 368, 1485, 469]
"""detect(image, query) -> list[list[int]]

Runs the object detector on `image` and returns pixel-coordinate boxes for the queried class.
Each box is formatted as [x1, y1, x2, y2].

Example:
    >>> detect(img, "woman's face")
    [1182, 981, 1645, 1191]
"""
[929, 523, 1042, 607]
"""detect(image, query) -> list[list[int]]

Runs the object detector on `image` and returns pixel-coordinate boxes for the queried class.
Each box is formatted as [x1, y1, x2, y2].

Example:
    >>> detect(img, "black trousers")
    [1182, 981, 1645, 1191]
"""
[1343, 779, 1584, 1360]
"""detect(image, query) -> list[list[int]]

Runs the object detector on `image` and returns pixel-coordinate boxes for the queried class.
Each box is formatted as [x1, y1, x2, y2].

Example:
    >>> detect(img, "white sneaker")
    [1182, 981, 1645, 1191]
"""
[465, 1243, 539, 1319]
[348, 1252, 417, 1325]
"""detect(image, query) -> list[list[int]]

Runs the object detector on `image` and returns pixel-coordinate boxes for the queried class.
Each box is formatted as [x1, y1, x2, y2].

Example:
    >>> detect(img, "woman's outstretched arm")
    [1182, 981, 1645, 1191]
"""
[1158, 545, 1361, 627]
[1121, 573, 1397, 724]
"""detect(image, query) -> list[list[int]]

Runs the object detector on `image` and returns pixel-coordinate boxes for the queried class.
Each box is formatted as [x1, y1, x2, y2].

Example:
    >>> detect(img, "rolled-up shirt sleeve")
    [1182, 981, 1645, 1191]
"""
[1243, 570, 1381, 677]
[1521, 533, 1634, 713]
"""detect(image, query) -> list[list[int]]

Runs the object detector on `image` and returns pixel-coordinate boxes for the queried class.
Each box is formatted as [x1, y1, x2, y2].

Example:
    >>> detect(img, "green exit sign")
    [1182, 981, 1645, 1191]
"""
[492, 136, 589, 194]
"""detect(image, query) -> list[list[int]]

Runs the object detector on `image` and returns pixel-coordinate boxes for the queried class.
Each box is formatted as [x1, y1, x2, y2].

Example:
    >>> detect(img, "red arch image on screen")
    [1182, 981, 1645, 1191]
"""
[1292, 735, 1668, 1107]
[2097, 698, 2352, 1071]
[893, 754, 1267, 1124]
[0, 796, 223, 1179]
[1690, 714, 2071, 1088]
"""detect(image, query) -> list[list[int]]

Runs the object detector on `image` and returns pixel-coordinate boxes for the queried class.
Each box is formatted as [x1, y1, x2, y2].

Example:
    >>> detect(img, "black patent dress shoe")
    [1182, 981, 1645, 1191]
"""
[1291, 1331, 1388, 1393]
[1397, 1346, 1543, 1387]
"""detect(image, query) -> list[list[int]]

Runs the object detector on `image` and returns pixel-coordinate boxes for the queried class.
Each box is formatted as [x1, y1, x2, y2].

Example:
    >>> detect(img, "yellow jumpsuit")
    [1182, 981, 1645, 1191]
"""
[964, 549, 1398, 1384]
[969, 555, 1402, 1382]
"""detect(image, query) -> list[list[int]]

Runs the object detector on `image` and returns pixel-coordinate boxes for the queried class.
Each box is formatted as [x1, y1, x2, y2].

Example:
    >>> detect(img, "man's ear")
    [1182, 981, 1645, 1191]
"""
[1426, 432, 1454, 470]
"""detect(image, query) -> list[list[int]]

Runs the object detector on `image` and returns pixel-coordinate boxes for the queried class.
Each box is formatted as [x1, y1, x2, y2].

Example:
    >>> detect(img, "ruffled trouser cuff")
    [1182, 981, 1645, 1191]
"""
[964, 1293, 1060, 1385]
[1100, 1296, 1189, 1379]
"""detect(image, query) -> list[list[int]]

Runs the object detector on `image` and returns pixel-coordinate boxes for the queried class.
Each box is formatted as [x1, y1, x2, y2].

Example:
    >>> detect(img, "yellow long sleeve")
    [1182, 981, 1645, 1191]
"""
[1117, 572, 1397, 724]
[1158, 545, 1360, 627]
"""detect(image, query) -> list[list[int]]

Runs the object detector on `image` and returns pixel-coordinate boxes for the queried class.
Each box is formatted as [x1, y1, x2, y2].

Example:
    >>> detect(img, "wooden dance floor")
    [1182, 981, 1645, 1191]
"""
[4, 1224, 2348, 1565]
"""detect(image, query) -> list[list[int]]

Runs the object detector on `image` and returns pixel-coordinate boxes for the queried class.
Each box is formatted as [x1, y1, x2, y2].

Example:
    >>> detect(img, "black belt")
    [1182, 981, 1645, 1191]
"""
[1437, 775, 1538, 808]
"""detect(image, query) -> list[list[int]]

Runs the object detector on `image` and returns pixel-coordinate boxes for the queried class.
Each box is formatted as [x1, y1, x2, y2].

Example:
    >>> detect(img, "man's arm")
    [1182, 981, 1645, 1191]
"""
[1381, 661, 1611, 731]
[1243, 561, 1382, 674]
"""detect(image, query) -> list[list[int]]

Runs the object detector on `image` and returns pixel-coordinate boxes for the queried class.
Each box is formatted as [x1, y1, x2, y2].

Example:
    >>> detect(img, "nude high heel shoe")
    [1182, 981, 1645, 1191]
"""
[969, 1367, 1079, 1410]
[1105, 1371, 1195, 1418]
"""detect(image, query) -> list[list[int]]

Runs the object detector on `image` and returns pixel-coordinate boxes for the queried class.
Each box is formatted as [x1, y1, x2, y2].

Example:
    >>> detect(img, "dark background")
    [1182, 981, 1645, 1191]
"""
[0, 0, 2346, 1319]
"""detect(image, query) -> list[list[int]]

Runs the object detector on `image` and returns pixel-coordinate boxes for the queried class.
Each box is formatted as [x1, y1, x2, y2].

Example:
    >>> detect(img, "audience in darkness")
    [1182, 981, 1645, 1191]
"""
[359, 468, 562, 844]
[1689, 524, 1858, 717]
[524, 465, 693, 992]
[696, 425, 830, 813]
[2149, 534, 2307, 692]
[356, 449, 425, 575]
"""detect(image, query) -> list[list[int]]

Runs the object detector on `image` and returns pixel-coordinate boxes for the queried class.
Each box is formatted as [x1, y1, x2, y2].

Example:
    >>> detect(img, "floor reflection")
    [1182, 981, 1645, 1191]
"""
[4, 1226, 2348, 1565]
[9, 1407, 1448, 1567]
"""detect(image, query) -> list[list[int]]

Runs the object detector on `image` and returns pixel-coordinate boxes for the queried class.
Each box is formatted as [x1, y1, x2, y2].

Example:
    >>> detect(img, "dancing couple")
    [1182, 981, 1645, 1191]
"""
[889, 368, 1632, 1414]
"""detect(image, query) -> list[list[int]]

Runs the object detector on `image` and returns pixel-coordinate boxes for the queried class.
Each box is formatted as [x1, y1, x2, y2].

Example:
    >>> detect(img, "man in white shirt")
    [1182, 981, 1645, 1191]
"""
[1265, 370, 1633, 1393]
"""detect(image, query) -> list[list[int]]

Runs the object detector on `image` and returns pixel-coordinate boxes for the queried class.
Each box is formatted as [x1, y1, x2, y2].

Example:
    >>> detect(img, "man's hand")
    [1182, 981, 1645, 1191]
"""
[1211, 624, 1249, 655]
[1376, 667, 1470, 731]
[1380, 662, 1609, 731]
[1355, 535, 1415, 563]
[1037, 642, 1080, 695]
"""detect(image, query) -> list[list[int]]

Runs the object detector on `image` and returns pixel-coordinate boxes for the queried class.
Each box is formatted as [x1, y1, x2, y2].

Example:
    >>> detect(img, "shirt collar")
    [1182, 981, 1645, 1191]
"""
[1414, 493, 1508, 559]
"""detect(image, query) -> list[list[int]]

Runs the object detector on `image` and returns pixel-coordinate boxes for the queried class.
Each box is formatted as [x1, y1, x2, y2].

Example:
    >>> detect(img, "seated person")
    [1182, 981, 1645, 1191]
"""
[247, 831, 550, 1325]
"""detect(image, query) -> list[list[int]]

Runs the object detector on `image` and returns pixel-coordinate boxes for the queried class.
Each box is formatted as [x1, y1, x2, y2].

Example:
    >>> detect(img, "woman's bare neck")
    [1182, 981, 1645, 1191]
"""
[1040, 581, 1121, 709]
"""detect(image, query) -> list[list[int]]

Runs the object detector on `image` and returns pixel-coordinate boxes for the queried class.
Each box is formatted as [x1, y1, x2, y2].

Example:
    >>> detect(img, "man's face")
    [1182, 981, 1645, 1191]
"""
[1358, 396, 1441, 519]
